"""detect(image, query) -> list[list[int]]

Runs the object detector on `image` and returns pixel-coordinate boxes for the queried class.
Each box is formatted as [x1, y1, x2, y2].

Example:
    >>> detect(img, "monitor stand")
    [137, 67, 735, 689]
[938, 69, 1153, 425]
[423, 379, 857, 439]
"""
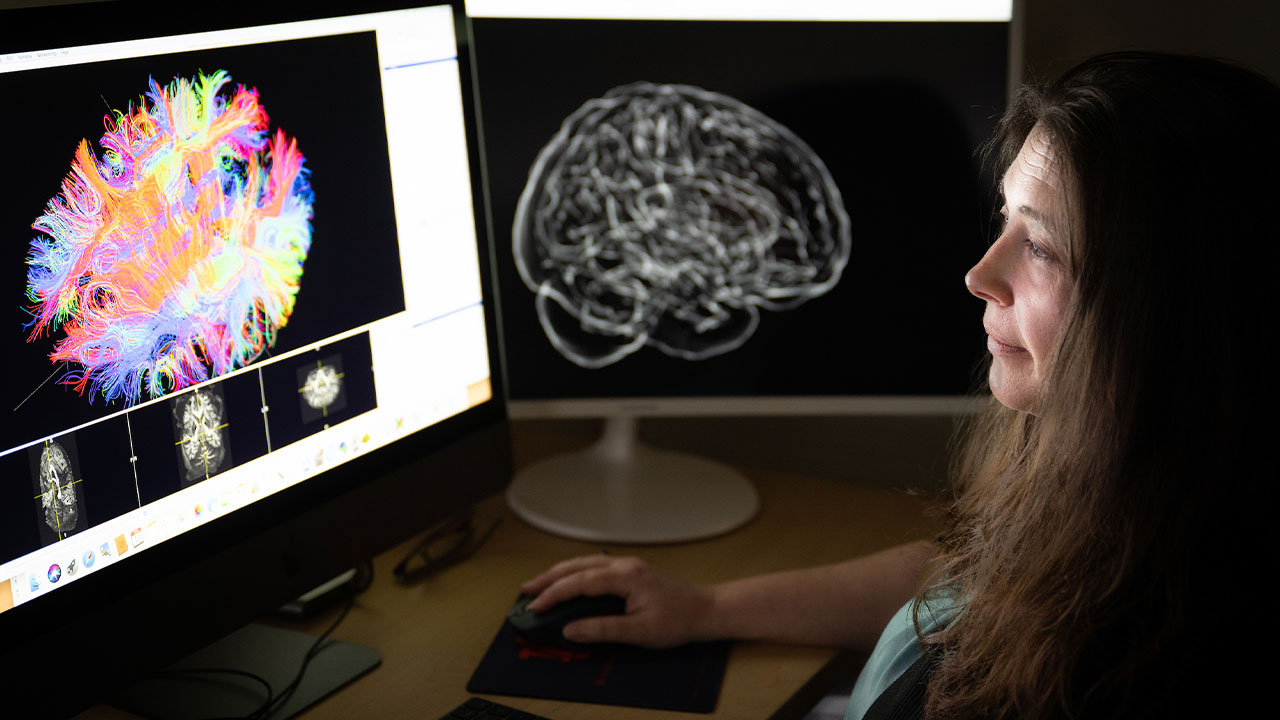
[506, 415, 759, 543]
[109, 623, 380, 720]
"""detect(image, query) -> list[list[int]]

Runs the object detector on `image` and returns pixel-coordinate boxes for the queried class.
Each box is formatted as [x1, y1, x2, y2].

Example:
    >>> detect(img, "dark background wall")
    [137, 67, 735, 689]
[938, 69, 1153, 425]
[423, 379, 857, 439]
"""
[1014, 0, 1280, 84]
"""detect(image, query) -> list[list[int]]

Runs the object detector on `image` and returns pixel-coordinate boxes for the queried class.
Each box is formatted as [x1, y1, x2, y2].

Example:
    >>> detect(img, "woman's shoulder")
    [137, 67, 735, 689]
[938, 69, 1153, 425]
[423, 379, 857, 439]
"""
[845, 592, 961, 720]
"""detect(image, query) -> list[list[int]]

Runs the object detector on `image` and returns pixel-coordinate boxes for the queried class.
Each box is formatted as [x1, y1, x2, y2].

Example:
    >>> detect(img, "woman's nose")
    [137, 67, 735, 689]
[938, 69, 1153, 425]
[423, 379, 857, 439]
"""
[965, 236, 1014, 306]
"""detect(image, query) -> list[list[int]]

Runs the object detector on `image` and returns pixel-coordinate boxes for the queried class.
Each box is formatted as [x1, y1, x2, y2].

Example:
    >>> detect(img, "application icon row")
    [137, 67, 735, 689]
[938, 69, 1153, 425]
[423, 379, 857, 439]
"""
[24, 530, 141, 597]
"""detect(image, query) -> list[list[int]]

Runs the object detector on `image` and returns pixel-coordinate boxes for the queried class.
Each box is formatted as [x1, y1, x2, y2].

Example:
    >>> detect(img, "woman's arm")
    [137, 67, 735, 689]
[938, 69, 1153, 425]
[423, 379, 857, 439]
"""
[520, 539, 937, 651]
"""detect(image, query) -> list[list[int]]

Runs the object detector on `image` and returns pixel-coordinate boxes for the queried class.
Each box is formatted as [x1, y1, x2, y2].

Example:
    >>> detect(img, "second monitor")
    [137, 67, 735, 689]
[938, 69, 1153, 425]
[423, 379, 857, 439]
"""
[469, 2, 1009, 542]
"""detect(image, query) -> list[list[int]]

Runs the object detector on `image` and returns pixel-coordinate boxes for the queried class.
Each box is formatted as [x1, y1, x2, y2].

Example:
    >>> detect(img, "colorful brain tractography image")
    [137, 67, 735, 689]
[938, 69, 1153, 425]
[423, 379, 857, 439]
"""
[514, 82, 851, 369]
[171, 385, 230, 485]
[23, 69, 314, 406]
[296, 354, 346, 423]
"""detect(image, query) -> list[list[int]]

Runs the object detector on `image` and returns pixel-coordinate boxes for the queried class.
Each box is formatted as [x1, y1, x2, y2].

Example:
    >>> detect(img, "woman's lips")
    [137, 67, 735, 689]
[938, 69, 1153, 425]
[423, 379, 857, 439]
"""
[987, 333, 1027, 355]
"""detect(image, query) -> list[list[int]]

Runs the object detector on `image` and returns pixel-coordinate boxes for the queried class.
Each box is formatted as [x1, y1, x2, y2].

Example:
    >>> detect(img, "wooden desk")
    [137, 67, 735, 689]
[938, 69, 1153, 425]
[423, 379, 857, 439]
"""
[81, 464, 938, 719]
[273, 466, 940, 719]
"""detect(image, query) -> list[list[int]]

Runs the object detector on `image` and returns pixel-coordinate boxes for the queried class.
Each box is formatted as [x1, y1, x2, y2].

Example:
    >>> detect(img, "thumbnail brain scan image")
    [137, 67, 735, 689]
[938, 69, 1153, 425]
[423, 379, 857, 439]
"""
[36, 440, 80, 538]
[514, 81, 851, 368]
[173, 386, 229, 484]
[23, 70, 314, 406]
[301, 364, 342, 409]
[296, 354, 346, 422]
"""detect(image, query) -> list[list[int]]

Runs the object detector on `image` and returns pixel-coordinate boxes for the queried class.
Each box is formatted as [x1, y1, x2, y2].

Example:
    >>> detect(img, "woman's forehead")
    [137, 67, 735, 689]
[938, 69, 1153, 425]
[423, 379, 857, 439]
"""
[1001, 126, 1065, 231]
[1004, 126, 1060, 194]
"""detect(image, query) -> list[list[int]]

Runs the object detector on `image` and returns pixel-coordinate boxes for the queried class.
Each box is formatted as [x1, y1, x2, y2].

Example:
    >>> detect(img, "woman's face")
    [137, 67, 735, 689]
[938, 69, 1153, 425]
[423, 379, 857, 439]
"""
[965, 126, 1071, 414]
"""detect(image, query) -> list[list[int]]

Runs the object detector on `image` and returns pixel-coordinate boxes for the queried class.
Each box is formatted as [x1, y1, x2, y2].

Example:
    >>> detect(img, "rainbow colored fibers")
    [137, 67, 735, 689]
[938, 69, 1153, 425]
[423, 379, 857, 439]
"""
[24, 70, 313, 405]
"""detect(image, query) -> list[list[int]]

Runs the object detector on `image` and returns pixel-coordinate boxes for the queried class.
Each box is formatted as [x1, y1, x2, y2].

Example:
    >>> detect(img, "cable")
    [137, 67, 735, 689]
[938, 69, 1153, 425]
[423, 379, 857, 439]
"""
[246, 588, 358, 720]
[154, 666, 275, 708]
[157, 559, 371, 720]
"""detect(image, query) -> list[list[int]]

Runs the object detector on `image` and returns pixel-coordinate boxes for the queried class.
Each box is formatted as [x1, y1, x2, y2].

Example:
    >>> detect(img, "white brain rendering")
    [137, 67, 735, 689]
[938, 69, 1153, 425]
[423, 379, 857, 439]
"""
[514, 82, 851, 368]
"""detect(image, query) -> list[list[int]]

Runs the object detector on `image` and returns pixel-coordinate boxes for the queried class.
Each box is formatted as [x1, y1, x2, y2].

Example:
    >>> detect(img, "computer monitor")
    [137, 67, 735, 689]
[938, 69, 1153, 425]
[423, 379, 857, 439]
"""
[468, 1, 1009, 542]
[0, 2, 508, 715]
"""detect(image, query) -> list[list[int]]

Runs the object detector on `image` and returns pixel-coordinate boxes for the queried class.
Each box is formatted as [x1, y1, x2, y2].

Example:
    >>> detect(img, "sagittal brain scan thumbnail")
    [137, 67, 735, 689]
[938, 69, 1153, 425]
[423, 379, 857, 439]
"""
[29, 437, 87, 543]
[514, 82, 851, 369]
[22, 70, 313, 406]
[171, 385, 232, 485]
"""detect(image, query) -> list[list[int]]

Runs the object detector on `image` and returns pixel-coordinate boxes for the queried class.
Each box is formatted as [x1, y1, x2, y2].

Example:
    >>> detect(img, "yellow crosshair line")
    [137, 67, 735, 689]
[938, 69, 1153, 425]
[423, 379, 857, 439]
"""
[176, 423, 230, 479]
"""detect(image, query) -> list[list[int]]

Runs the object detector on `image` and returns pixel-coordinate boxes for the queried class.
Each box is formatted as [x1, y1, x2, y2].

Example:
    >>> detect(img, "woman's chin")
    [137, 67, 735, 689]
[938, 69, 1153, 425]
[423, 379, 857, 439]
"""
[989, 362, 1039, 414]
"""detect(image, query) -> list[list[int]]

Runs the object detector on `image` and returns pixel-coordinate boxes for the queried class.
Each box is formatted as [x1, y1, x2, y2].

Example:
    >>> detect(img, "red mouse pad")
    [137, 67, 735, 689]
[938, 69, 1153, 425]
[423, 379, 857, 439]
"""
[466, 616, 727, 712]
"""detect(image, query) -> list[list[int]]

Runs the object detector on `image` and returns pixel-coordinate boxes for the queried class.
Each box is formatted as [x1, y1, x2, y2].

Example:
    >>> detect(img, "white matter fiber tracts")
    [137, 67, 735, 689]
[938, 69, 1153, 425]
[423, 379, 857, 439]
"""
[514, 82, 851, 369]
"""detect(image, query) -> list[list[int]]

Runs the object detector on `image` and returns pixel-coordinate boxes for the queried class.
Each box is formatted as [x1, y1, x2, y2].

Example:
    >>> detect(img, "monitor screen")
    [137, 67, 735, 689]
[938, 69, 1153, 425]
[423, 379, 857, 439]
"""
[0, 1, 508, 712]
[469, 0, 1010, 417]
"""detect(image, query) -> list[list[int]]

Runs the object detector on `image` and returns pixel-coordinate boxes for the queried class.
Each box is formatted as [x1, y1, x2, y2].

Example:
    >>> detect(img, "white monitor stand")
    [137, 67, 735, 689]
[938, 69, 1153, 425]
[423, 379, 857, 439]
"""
[506, 415, 759, 544]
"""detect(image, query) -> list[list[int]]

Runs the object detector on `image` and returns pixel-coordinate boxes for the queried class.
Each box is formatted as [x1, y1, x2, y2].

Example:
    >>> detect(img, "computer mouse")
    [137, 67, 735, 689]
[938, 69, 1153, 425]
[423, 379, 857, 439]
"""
[506, 592, 627, 645]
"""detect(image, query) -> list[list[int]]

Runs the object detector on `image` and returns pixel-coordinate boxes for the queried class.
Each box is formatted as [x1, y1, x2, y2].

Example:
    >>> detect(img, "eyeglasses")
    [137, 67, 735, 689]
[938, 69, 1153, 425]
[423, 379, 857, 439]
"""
[392, 508, 499, 584]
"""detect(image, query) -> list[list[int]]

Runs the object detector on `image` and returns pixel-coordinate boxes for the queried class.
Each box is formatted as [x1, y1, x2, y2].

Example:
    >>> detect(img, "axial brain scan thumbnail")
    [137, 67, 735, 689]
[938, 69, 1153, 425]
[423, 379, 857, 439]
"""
[514, 82, 851, 368]
[23, 70, 313, 406]
[172, 386, 230, 484]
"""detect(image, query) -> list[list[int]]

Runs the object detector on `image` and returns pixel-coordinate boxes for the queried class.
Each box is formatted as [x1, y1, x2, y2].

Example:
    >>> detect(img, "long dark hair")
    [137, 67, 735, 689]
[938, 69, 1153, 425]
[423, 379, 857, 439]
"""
[920, 52, 1280, 718]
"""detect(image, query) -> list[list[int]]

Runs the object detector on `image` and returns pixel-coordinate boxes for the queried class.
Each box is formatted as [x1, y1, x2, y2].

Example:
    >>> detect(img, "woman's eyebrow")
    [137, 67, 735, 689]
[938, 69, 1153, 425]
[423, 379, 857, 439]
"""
[1014, 204, 1054, 232]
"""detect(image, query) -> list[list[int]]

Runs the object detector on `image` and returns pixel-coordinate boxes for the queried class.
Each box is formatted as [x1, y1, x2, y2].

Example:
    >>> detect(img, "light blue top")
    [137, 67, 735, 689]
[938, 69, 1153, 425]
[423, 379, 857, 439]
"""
[844, 593, 959, 720]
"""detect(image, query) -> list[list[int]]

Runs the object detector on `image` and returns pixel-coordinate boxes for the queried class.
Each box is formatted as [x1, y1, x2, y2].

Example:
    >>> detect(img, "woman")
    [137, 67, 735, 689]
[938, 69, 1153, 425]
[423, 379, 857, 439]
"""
[520, 52, 1277, 718]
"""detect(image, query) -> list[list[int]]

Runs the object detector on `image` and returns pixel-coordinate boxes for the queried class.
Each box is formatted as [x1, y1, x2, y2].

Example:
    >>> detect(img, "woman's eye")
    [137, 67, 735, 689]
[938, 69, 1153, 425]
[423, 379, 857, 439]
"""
[1026, 239, 1051, 260]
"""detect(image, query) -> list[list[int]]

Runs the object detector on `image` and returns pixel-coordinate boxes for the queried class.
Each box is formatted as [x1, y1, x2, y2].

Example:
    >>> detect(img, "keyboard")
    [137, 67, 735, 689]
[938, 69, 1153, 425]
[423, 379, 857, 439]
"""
[440, 697, 552, 719]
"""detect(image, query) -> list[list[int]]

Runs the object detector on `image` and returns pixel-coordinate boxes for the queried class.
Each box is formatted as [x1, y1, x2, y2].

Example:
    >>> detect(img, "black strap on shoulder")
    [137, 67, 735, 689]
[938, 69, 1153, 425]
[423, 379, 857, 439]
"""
[859, 645, 942, 720]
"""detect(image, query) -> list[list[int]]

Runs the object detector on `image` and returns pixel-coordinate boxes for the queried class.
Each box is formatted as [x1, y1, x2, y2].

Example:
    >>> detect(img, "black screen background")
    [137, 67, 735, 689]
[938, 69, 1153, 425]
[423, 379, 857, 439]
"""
[473, 18, 1006, 399]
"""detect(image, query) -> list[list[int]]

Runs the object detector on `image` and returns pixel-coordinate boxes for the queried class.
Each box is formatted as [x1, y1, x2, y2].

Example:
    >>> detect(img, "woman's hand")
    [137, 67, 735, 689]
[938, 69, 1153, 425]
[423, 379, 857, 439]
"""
[520, 555, 716, 649]
[521, 540, 936, 652]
